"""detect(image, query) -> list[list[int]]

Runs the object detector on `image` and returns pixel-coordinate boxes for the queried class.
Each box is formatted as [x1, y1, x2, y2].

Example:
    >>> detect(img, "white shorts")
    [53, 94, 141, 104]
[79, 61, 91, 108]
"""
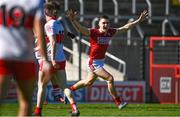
[87, 58, 104, 72]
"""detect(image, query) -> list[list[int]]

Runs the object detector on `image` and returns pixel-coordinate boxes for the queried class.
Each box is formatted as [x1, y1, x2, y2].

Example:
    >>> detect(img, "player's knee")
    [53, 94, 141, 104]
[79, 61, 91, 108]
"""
[19, 98, 30, 110]
[107, 75, 114, 83]
[38, 83, 46, 90]
[64, 88, 71, 97]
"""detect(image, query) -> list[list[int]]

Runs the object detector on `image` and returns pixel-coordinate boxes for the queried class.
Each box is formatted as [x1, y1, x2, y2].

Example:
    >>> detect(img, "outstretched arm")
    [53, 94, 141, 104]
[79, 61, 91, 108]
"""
[115, 10, 148, 35]
[66, 9, 90, 36]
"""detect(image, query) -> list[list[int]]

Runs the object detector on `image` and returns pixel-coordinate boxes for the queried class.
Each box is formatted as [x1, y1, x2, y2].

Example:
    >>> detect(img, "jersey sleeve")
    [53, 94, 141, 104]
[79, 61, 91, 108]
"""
[90, 28, 96, 37]
[44, 21, 56, 36]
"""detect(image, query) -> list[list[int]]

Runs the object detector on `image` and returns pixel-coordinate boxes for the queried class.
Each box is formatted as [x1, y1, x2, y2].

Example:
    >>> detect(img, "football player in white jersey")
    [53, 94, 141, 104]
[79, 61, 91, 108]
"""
[0, 0, 50, 116]
[33, 2, 80, 116]
[34, 37, 66, 104]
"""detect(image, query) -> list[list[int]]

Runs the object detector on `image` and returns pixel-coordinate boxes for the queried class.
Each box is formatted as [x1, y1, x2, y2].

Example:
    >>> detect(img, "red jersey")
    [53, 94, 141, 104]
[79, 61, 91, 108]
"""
[89, 28, 117, 60]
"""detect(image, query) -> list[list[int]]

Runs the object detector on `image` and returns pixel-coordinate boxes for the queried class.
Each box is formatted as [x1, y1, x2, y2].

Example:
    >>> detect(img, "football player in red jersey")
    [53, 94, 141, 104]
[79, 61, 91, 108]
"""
[67, 9, 148, 110]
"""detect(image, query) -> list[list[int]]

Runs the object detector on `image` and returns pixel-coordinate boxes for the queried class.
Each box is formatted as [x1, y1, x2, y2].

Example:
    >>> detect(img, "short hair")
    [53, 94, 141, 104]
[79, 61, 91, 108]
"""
[44, 2, 60, 17]
[99, 15, 109, 20]
[50, 1, 61, 10]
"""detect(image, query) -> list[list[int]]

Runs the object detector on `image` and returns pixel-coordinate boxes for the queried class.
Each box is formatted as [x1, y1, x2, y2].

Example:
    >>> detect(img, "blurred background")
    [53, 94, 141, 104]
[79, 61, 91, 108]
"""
[5, 0, 180, 104]
[58, 0, 180, 103]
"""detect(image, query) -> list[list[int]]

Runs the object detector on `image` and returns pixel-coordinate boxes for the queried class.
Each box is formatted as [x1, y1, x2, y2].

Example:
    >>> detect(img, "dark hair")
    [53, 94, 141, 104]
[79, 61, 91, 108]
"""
[99, 15, 109, 20]
[44, 2, 60, 17]
[51, 1, 61, 10]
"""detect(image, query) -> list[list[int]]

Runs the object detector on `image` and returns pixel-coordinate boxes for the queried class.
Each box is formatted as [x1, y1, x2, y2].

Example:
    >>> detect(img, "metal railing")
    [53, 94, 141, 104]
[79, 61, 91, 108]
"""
[127, 18, 144, 44]
[127, 18, 134, 45]
[162, 18, 179, 36]
[64, 0, 68, 11]
[62, 0, 179, 79]
[78, 37, 126, 77]
[112, 0, 119, 23]
[92, 17, 99, 28]
[136, 24, 144, 39]
[132, 0, 136, 14]
[145, 0, 152, 24]
[131, 0, 152, 24]
[64, 0, 179, 21]
[99, 0, 103, 13]
[165, 0, 170, 15]
[79, 0, 84, 22]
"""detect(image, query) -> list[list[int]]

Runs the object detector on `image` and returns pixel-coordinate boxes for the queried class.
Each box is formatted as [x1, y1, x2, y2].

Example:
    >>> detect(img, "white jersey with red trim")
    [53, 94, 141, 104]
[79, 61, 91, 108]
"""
[0, 0, 44, 61]
[44, 19, 66, 62]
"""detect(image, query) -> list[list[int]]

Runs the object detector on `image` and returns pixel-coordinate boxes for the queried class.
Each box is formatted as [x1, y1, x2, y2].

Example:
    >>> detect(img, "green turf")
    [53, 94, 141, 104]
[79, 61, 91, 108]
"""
[1, 103, 180, 116]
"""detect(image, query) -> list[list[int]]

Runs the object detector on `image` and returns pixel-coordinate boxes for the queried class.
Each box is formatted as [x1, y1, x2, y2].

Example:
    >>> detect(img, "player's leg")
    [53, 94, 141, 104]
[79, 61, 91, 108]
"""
[33, 59, 52, 116]
[51, 75, 65, 103]
[70, 72, 97, 91]
[33, 70, 48, 116]
[16, 78, 35, 116]
[95, 68, 117, 98]
[15, 61, 36, 116]
[56, 70, 80, 116]
[0, 60, 12, 100]
[0, 75, 11, 101]
[94, 68, 128, 110]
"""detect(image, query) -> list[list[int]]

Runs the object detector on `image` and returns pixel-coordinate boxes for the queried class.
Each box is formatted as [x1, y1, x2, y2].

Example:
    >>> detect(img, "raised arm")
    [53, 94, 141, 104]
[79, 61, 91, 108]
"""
[115, 10, 148, 35]
[66, 9, 90, 36]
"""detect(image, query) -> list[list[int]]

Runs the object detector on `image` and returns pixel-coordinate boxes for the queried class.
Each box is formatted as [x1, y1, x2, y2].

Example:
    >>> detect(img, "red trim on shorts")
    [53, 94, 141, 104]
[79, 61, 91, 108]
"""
[0, 60, 36, 80]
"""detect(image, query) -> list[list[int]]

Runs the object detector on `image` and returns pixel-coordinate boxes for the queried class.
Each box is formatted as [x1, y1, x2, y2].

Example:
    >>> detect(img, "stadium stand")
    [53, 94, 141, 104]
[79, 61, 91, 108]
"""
[58, 0, 180, 81]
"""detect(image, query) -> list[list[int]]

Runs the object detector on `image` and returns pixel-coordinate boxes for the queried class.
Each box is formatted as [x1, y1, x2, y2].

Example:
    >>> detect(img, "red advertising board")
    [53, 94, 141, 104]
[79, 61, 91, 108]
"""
[150, 36, 180, 104]
[86, 81, 145, 103]
[151, 66, 180, 103]
[4, 81, 145, 103]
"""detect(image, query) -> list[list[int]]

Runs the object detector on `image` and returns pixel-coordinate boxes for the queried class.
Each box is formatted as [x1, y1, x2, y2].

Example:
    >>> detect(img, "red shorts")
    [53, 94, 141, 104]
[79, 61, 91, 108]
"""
[39, 60, 66, 73]
[0, 60, 36, 80]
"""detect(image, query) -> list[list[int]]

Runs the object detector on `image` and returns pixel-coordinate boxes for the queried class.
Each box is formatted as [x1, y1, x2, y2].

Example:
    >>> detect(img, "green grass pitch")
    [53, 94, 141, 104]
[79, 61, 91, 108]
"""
[1, 103, 180, 116]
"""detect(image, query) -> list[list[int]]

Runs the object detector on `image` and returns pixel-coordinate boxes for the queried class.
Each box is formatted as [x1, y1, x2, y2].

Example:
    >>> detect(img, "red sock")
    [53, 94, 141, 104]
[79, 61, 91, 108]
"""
[70, 85, 76, 91]
[114, 97, 121, 106]
[35, 107, 42, 114]
[71, 103, 77, 112]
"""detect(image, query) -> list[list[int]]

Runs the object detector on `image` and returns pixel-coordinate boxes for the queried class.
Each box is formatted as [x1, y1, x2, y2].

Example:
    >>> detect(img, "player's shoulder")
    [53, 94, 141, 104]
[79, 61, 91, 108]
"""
[45, 19, 54, 26]
[45, 19, 61, 28]
[90, 28, 98, 33]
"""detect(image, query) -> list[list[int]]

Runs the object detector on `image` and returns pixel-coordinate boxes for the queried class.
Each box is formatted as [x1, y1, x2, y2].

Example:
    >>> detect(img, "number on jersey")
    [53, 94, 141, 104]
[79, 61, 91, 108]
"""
[0, 5, 26, 27]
